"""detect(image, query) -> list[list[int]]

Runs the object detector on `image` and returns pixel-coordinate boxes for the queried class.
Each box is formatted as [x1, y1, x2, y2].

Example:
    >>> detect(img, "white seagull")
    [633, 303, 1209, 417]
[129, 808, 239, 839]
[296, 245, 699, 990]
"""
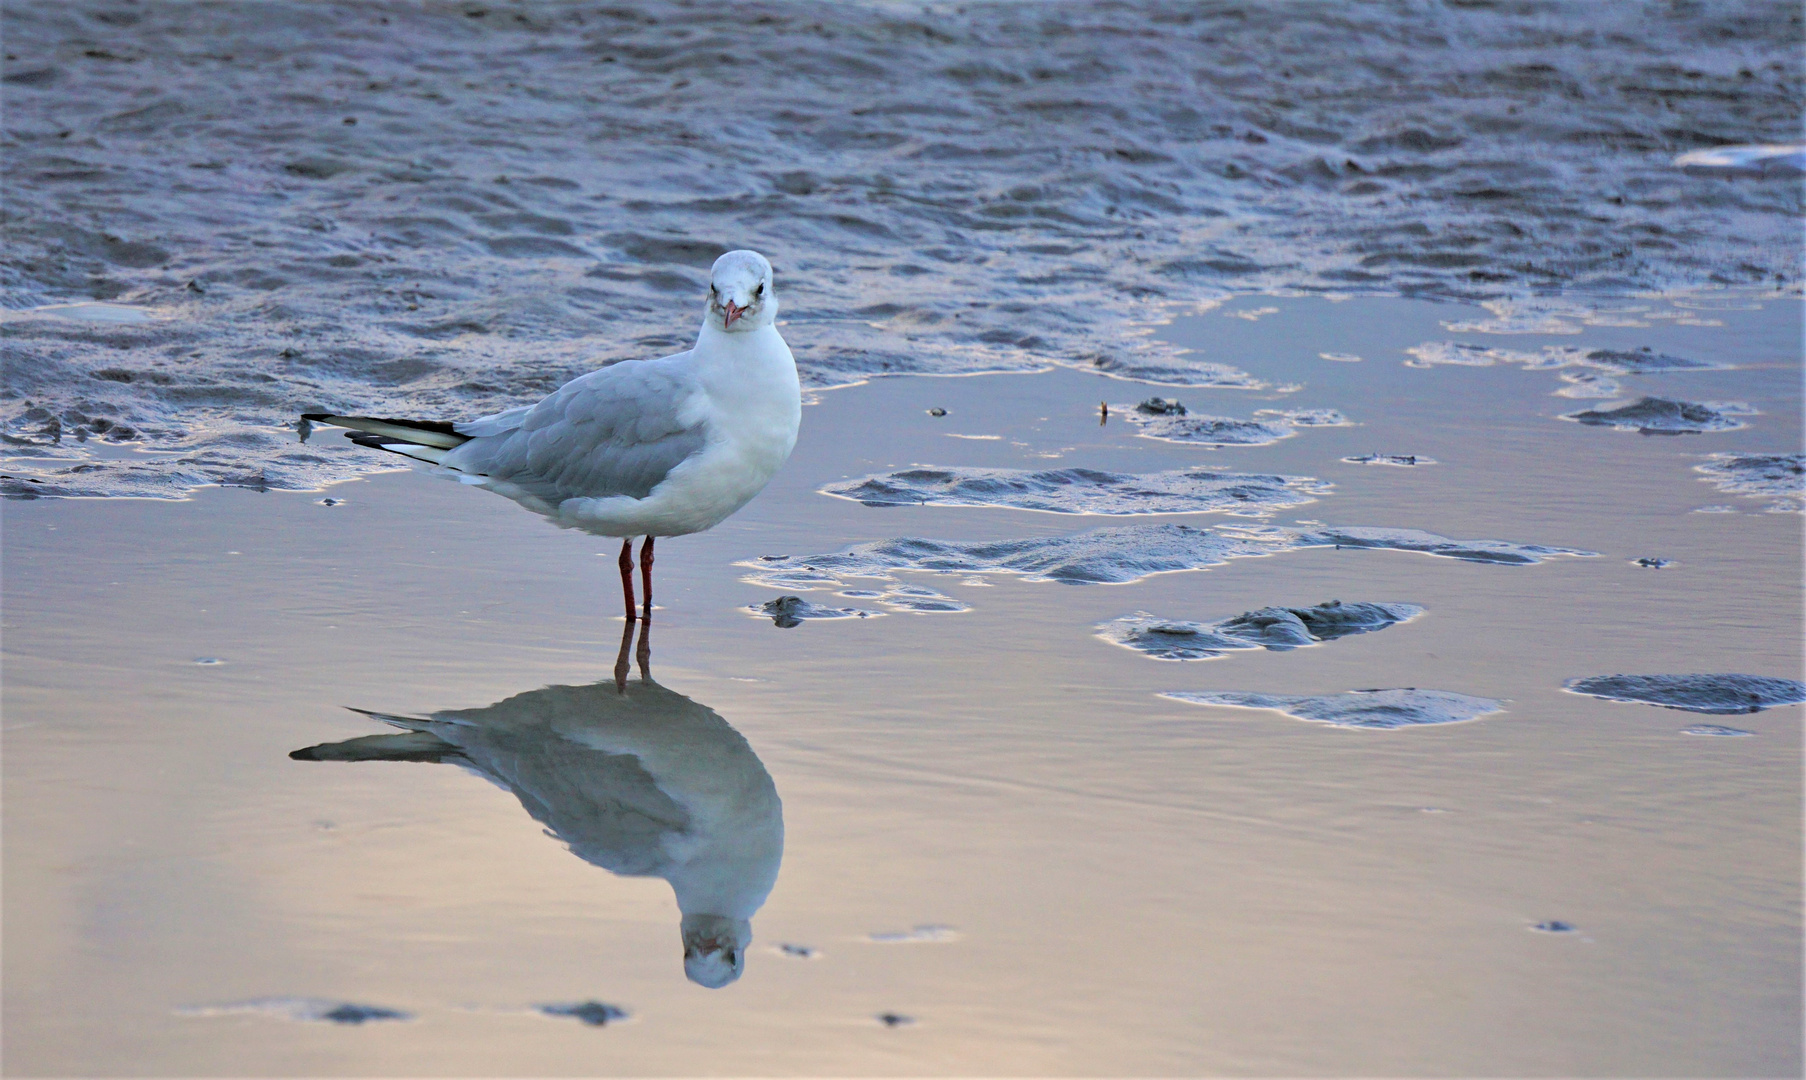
[304, 250, 801, 620]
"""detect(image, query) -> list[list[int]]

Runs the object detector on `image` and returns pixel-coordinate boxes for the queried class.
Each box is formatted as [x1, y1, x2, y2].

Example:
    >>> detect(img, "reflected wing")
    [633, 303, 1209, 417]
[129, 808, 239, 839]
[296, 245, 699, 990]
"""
[505, 746, 693, 877]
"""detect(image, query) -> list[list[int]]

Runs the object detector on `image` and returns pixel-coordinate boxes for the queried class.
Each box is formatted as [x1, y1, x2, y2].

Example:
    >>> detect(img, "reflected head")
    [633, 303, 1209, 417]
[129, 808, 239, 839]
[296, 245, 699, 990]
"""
[681, 913, 751, 988]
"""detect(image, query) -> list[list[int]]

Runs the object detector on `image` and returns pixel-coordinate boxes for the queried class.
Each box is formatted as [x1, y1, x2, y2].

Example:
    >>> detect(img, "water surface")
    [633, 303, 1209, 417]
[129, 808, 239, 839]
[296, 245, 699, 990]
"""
[5, 293, 1800, 1076]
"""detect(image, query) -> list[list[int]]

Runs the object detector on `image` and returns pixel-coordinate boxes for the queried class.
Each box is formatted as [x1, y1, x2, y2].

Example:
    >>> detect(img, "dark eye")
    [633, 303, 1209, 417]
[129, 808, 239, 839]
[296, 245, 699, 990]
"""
[754, 283, 764, 297]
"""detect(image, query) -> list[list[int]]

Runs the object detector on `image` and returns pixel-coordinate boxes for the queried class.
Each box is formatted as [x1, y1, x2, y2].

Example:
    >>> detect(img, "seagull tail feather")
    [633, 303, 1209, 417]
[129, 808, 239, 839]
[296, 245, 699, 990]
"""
[346, 433, 450, 463]
[289, 731, 460, 763]
[301, 413, 472, 451]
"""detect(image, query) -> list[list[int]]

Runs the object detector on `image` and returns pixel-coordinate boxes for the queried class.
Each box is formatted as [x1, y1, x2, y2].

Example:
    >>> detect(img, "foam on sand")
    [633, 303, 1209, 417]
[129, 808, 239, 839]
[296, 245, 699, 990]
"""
[739, 522, 1593, 606]
[1159, 688, 1505, 729]
[821, 467, 1332, 517]
[1694, 452, 1803, 513]
[1116, 399, 1354, 447]
[1674, 144, 1806, 176]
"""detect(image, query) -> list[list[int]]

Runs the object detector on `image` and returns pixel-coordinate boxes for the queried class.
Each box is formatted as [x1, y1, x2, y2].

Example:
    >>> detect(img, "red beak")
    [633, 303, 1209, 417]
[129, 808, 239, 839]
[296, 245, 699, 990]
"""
[722, 300, 744, 328]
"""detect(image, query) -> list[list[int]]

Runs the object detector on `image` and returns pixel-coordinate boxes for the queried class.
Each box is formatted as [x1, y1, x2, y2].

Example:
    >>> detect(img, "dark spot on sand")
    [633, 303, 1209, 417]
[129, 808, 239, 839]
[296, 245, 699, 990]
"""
[1344, 453, 1433, 467]
[284, 157, 354, 180]
[539, 1001, 628, 1026]
[321, 1004, 408, 1024]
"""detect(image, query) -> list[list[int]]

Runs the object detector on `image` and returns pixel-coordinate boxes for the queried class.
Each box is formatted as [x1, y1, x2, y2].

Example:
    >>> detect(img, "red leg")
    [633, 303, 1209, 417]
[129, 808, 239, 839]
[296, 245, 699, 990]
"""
[638, 536, 655, 624]
[635, 612, 652, 682]
[617, 538, 637, 622]
[612, 617, 634, 693]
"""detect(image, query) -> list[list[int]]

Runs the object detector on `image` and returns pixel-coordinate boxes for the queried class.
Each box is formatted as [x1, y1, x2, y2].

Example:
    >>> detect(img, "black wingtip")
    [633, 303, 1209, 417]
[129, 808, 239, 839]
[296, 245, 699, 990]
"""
[301, 412, 332, 422]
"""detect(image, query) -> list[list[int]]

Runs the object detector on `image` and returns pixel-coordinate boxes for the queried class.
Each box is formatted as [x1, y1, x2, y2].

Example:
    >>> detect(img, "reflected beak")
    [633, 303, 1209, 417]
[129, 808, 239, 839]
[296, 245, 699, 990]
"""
[723, 300, 745, 328]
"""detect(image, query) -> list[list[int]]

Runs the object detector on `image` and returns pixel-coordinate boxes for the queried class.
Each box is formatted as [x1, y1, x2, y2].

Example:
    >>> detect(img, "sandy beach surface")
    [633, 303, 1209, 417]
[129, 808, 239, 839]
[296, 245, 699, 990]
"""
[6, 1, 1803, 1074]
[5, 294, 1800, 1076]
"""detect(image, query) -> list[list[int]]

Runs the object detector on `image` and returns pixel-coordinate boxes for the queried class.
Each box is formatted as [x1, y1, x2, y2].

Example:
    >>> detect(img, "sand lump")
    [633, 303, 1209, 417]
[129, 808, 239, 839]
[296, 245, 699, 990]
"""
[1159, 688, 1504, 729]
[1564, 674, 1806, 715]
[1561, 397, 1751, 435]
[1098, 601, 1424, 661]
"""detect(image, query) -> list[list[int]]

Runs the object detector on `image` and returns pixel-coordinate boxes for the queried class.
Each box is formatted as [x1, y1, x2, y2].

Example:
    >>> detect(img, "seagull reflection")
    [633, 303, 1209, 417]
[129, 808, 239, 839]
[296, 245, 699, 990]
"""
[291, 622, 782, 988]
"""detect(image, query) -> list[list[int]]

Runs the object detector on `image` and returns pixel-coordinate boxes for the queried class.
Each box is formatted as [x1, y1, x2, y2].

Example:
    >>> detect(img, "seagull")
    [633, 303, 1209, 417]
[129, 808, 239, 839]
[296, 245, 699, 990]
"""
[303, 250, 801, 622]
[290, 655, 784, 989]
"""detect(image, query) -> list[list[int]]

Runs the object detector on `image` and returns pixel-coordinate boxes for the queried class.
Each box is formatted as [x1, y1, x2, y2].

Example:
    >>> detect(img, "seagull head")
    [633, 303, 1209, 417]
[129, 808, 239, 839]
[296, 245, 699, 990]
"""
[706, 249, 776, 333]
[680, 913, 751, 988]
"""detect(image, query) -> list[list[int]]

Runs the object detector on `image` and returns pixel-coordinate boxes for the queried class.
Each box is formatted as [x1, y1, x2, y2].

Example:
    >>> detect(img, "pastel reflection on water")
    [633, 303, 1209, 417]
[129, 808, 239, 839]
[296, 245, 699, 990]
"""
[291, 630, 782, 989]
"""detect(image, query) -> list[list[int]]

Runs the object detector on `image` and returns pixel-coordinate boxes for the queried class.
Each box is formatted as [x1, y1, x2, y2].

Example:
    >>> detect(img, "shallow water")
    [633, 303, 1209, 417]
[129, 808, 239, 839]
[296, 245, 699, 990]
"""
[6, 287, 1802, 1075]
[3, 0, 1802, 498]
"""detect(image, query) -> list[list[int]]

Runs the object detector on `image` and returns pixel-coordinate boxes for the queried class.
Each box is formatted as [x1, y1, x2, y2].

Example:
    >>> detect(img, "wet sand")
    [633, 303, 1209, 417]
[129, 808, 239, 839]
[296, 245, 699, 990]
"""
[4, 295, 1801, 1076]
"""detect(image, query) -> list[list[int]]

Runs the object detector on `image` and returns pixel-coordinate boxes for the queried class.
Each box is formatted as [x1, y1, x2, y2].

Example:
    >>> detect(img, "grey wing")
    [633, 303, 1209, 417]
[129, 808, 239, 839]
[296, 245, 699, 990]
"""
[439, 723, 693, 878]
[503, 745, 693, 878]
[445, 359, 707, 503]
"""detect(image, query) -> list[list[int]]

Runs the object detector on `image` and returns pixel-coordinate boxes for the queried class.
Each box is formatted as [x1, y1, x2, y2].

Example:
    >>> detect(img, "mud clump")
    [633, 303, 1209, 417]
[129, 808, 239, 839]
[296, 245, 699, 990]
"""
[1562, 397, 1751, 435]
[1098, 600, 1424, 661]
[753, 595, 877, 627]
[1582, 348, 1715, 373]
[1135, 397, 1187, 416]
[1160, 688, 1505, 729]
[1564, 674, 1806, 714]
